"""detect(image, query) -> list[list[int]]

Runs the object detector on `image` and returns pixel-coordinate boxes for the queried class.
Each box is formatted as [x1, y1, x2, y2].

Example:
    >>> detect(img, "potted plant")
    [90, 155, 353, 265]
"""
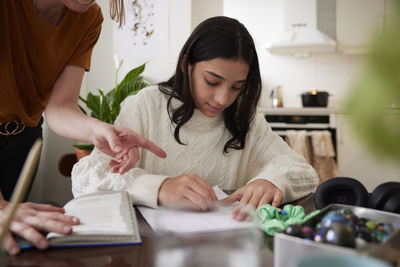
[74, 58, 150, 160]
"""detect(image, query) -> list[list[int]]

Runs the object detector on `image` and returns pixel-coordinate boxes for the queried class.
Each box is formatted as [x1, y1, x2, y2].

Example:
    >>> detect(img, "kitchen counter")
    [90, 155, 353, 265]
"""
[257, 107, 337, 131]
[257, 107, 337, 115]
[257, 106, 400, 115]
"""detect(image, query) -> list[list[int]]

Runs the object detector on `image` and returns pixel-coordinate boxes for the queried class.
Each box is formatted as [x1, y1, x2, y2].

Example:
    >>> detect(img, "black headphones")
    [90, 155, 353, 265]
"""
[314, 177, 400, 214]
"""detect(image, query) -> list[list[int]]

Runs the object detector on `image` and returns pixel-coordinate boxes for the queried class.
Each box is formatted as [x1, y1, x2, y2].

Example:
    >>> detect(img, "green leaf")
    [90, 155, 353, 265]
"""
[116, 63, 146, 91]
[121, 80, 149, 99]
[345, 6, 400, 162]
[78, 95, 87, 104]
[86, 92, 101, 120]
[78, 104, 87, 115]
[109, 87, 122, 121]
[98, 89, 112, 123]
[73, 144, 95, 150]
[77, 63, 149, 126]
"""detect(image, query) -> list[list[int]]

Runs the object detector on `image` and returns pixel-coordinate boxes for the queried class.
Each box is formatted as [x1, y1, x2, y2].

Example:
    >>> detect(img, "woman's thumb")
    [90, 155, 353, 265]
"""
[107, 127, 122, 153]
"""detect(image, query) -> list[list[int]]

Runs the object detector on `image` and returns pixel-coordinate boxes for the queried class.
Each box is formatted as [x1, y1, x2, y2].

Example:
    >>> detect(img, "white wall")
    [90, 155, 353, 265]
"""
[28, 122, 75, 205]
[85, 0, 192, 96]
[29, 0, 192, 205]
[191, 0, 223, 30]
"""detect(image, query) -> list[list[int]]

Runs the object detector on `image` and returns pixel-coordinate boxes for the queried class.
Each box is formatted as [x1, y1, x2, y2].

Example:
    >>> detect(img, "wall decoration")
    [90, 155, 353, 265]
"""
[113, 0, 168, 59]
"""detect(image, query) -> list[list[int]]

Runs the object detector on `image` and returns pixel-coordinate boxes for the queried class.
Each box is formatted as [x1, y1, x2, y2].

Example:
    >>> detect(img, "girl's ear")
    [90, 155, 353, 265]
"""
[180, 55, 187, 73]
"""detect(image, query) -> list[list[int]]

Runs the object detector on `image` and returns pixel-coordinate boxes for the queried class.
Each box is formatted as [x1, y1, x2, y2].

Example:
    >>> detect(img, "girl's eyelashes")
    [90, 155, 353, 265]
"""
[205, 79, 219, 86]
[232, 83, 245, 91]
[204, 78, 244, 90]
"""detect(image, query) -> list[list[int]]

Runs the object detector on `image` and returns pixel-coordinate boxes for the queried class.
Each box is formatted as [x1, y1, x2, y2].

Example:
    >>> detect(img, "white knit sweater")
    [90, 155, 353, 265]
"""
[71, 86, 319, 208]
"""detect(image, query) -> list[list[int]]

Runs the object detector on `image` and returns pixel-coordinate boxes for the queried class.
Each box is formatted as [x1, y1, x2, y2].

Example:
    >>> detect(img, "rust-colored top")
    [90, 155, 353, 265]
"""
[0, 0, 103, 126]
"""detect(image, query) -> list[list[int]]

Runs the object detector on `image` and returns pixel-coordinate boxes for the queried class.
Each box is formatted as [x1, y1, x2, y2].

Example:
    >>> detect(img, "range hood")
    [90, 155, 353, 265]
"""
[265, 0, 337, 55]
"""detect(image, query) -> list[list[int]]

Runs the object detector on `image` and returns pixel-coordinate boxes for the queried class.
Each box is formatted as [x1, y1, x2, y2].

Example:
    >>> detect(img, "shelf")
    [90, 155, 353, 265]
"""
[257, 107, 337, 116]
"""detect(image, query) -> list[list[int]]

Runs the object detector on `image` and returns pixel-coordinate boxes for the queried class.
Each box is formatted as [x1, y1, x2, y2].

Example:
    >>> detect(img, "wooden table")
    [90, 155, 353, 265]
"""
[3, 194, 316, 267]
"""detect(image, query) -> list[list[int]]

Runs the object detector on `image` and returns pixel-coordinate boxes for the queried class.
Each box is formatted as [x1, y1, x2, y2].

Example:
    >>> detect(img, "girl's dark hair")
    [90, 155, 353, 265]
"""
[159, 16, 262, 153]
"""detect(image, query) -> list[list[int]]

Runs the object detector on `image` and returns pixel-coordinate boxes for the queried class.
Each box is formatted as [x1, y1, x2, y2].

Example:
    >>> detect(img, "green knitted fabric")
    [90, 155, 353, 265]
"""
[258, 204, 320, 236]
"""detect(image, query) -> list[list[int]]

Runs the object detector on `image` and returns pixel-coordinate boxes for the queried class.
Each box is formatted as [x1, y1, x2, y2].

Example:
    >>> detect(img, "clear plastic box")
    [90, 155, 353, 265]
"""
[274, 204, 400, 267]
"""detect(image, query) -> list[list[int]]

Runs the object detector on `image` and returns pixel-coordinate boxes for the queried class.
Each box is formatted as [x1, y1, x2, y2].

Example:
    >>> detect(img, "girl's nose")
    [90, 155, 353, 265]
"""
[214, 88, 230, 106]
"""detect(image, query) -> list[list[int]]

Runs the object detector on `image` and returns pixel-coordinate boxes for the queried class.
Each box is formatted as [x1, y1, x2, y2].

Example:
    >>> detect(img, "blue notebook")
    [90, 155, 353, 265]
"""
[19, 190, 142, 249]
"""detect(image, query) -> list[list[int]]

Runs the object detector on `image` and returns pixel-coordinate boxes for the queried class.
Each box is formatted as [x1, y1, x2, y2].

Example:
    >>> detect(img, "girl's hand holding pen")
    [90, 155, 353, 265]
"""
[157, 173, 218, 211]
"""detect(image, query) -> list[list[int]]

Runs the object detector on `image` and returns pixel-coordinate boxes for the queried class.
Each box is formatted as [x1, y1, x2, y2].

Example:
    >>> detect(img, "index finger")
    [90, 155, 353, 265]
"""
[219, 190, 241, 206]
[271, 191, 283, 208]
[135, 135, 167, 158]
[21, 203, 65, 213]
[118, 129, 167, 159]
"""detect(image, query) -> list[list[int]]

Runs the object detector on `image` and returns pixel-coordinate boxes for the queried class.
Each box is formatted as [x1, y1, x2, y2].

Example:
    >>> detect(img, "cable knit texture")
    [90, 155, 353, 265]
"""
[71, 86, 319, 208]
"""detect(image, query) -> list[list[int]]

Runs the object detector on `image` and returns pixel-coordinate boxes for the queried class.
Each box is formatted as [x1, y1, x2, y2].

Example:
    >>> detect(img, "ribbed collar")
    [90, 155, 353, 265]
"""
[185, 108, 224, 132]
[170, 97, 224, 132]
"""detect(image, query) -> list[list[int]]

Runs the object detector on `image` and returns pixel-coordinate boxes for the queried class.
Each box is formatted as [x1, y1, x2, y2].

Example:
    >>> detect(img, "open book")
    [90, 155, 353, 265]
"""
[19, 191, 141, 249]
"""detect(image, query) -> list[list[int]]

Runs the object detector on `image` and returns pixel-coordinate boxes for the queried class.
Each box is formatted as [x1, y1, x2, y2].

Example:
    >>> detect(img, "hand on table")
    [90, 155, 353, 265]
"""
[157, 173, 218, 211]
[220, 179, 284, 221]
[0, 201, 80, 255]
[92, 124, 166, 174]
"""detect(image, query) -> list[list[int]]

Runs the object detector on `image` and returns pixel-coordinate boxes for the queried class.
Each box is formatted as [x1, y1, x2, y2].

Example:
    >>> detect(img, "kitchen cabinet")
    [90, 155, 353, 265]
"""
[336, 0, 386, 55]
[336, 115, 400, 192]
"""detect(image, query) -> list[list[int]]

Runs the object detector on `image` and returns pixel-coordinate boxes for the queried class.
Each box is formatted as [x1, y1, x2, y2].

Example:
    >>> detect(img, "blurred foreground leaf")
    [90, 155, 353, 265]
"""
[346, 3, 400, 162]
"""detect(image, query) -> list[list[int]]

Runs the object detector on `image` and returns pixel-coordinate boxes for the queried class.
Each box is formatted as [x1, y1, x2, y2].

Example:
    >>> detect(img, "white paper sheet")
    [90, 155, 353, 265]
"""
[138, 186, 254, 233]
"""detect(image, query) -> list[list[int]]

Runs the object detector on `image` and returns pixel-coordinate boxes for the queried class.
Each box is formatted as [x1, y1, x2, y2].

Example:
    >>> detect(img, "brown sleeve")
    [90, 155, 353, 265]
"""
[68, 9, 103, 71]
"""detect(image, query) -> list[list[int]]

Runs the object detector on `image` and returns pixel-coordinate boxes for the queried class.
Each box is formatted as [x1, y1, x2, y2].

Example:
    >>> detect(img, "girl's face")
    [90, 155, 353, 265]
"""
[189, 58, 249, 118]
[61, 0, 96, 13]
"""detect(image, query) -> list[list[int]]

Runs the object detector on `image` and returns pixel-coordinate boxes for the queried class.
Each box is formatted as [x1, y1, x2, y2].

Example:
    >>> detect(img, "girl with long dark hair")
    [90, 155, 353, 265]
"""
[72, 16, 318, 221]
